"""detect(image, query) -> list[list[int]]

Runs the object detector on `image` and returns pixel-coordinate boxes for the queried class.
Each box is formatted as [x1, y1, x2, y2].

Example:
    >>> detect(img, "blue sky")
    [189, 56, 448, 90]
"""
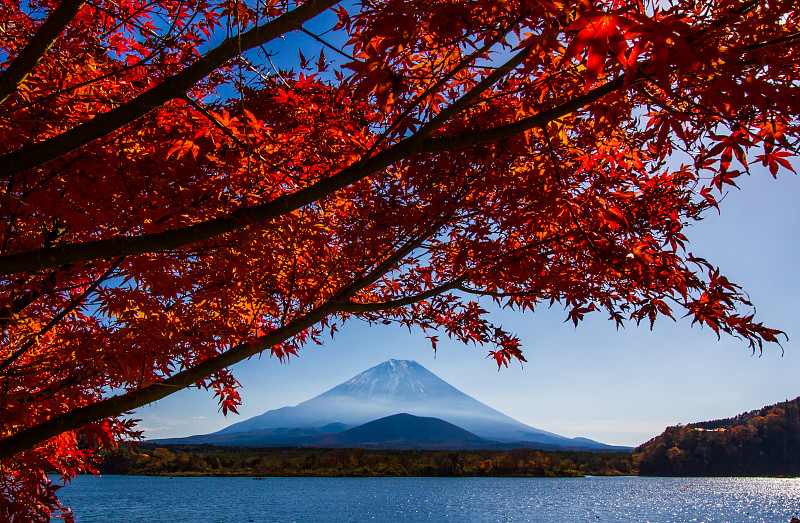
[135, 163, 800, 448]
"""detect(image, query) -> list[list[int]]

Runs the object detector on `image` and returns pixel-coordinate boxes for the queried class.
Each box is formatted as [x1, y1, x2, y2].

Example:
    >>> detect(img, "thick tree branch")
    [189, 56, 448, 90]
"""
[0, 74, 629, 277]
[0, 139, 418, 275]
[0, 0, 339, 179]
[0, 0, 86, 105]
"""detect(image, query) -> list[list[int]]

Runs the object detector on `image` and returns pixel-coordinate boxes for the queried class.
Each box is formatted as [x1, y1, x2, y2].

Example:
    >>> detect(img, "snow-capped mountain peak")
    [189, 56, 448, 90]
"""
[323, 359, 464, 400]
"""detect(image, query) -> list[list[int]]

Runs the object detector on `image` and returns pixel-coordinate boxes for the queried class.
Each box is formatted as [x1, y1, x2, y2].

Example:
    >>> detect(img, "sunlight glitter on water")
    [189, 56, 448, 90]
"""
[51, 475, 800, 522]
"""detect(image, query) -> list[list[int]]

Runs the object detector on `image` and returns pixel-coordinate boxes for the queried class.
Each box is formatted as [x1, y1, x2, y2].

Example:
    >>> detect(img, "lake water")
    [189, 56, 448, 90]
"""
[50, 475, 800, 522]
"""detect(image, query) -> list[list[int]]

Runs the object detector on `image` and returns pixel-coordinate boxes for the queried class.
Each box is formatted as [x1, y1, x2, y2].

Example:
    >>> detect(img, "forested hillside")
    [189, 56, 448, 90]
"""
[636, 397, 800, 476]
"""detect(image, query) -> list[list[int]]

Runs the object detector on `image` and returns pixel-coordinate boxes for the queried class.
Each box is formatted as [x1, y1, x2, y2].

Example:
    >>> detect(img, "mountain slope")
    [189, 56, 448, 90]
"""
[308, 413, 499, 449]
[157, 360, 624, 450]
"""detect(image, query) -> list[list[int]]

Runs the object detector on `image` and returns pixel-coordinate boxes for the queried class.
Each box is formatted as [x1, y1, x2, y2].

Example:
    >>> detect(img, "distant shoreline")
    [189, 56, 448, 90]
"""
[98, 444, 636, 478]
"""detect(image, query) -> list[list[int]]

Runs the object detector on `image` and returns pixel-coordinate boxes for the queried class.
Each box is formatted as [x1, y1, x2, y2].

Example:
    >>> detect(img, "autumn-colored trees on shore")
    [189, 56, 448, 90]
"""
[637, 397, 800, 477]
[1, 0, 798, 519]
[98, 444, 635, 478]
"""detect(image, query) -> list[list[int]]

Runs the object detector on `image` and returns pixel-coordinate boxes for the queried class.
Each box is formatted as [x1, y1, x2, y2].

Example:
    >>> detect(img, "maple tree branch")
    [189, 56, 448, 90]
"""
[0, 258, 124, 375]
[297, 27, 355, 60]
[338, 276, 468, 313]
[421, 73, 631, 152]
[366, 17, 523, 156]
[0, 300, 338, 459]
[743, 31, 800, 51]
[639, 73, 800, 157]
[311, 168, 473, 314]
[0, 73, 630, 277]
[0, 0, 200, 116]
[729, 0, 762, 18]
[485, 233, 572, 265]
[0, 282, 48, 330]
[541, 129, 605, 261]
[456, 284, 540, 299]
[87, 0, 169, 43]
[333, 228, 439, 302]
[414, 44, 534, 139]
[0, 0, 87, 105]
[0, 49, 162, 118]
[332, 183, 476, 312]
[0, 261, 88, 330]
[180, 94, 292, 177]
[419, 233, 569, 302]
[0, 0, 339, 179]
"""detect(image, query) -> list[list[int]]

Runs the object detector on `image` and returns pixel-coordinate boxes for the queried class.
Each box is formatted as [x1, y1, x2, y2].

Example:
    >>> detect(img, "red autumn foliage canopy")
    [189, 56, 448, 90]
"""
[0, 0, 798, 519]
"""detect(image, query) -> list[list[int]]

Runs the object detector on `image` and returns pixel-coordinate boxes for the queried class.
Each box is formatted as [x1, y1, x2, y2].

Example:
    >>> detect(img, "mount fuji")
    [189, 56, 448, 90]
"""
[156, 359, 624, 451]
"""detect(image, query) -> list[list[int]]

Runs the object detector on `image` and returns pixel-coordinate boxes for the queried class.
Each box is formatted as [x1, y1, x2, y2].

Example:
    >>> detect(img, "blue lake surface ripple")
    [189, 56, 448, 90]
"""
[51, 475, 800, 522]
